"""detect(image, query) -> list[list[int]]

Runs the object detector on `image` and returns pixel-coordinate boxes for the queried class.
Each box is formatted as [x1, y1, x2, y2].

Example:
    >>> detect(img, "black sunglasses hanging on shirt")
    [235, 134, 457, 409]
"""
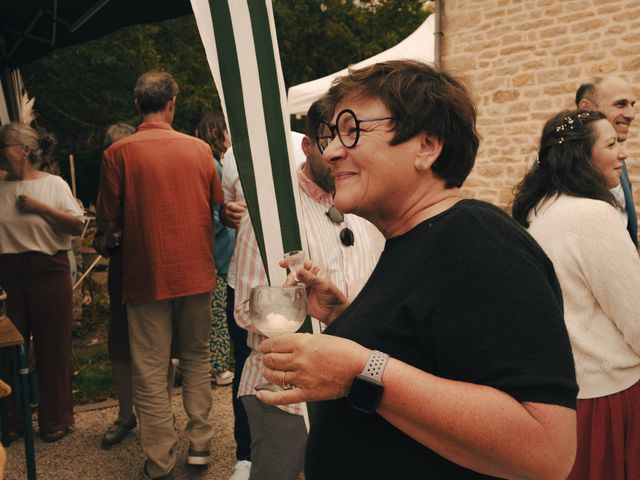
[326, 206, 355, 247]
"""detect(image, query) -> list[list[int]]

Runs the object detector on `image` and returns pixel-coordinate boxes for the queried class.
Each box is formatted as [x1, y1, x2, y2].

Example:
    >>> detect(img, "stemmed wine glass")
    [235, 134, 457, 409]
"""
[250, 285, 307, 392]
[283, 250, 306, 281]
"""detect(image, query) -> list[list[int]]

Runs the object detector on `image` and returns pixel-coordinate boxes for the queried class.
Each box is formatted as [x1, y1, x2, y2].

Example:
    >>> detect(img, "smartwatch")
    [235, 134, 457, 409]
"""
[347, 350, 389, 413]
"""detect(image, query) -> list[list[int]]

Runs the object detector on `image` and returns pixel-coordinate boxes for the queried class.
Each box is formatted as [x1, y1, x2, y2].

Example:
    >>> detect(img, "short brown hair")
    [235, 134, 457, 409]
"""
[134, 70, 179, 114]
[305, 100, 324, 139]
[322, 60, 479, 188]
[575, 75, 605, 107]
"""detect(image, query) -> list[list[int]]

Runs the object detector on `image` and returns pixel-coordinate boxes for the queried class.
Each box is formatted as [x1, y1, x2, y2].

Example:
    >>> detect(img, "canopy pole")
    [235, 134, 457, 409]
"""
[1, 68, 20, 122]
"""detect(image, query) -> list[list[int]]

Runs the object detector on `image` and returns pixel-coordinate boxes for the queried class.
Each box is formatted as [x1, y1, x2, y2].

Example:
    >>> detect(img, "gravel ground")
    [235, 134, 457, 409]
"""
[5, 385, 237, 480]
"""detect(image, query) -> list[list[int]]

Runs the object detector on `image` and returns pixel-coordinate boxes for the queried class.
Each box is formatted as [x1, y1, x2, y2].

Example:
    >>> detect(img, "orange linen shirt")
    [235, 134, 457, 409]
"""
[97, 121, 223, 303]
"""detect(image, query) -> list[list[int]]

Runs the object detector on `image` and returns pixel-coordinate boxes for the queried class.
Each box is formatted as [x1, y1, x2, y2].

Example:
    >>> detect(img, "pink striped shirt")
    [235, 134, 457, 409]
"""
[234, 164, 383, 415]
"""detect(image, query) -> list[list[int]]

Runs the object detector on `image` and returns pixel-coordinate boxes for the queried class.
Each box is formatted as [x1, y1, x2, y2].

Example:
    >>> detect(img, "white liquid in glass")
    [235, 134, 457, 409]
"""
[249, 285, 307, 338]
[254, 311, 305, 338]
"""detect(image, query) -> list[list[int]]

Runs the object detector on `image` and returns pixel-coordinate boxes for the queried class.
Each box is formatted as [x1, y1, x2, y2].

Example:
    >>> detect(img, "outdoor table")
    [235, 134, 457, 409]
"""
[0, 314, 37, 480]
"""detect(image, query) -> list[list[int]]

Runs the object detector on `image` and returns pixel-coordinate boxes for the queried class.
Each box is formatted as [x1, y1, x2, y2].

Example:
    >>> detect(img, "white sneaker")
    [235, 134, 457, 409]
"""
[229, 460, 251, 480]
[215, 370, 234, 386]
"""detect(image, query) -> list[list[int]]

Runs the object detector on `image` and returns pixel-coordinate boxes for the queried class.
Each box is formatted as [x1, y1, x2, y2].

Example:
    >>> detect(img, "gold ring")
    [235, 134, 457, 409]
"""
[281, 371, 287, 390]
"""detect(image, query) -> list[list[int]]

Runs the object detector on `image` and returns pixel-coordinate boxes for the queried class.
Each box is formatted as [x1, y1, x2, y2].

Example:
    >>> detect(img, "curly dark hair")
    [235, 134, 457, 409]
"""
[512, 109, 617, 227]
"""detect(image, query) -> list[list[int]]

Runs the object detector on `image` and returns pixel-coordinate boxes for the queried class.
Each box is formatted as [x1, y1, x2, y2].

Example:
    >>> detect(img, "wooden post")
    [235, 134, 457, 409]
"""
[69, 154, 77, 198]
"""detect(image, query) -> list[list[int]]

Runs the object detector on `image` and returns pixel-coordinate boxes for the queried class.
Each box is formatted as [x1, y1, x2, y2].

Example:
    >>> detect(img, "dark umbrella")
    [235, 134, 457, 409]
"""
[1, 0, 193, 120]
[1, 0, 192, 69]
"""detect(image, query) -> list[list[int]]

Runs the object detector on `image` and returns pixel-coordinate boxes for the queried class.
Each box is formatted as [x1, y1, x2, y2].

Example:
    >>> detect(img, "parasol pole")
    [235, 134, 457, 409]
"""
[72, 254, 102, 290]
[69, 154, 76, 197]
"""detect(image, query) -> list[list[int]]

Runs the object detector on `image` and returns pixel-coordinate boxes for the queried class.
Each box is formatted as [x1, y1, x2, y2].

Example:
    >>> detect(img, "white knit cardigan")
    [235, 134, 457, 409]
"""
[528, 194, 640, 399]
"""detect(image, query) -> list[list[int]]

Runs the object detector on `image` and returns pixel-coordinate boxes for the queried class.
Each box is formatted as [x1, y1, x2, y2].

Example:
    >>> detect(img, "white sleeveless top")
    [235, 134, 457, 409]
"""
[0, 175, 84, 255]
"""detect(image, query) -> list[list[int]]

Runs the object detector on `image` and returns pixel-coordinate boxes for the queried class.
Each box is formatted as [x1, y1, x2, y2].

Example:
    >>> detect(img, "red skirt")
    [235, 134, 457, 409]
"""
[567, 379, 640, 480]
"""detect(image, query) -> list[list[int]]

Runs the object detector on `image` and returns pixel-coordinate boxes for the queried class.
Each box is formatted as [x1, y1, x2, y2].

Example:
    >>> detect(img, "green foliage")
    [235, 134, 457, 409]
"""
[75, 345, 110, 365]
[273, 0, 430, 87]
[73, 345, 114, 404]
[20, 1, 430, 206]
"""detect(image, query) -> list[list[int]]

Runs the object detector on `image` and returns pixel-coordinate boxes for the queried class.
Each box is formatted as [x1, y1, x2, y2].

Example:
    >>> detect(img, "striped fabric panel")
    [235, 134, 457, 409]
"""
[192, 0, 306, 288]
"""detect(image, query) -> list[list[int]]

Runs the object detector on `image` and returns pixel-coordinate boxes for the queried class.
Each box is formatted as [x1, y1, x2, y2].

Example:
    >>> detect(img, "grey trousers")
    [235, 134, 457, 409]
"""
[127, 292, 214, 478]
[241, 395, 307, 480]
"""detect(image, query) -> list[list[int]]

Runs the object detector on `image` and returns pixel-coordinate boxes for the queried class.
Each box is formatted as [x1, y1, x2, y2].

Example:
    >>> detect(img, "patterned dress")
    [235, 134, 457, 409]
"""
[210, 274, 232, 373]
[209, 157, 235, 374]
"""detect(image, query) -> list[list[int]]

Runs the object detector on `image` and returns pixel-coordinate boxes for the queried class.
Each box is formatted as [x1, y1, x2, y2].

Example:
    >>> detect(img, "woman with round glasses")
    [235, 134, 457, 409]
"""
[257, 60, 578, 480]
[513, 109, 640, 480]
[0, 123, 84, 442]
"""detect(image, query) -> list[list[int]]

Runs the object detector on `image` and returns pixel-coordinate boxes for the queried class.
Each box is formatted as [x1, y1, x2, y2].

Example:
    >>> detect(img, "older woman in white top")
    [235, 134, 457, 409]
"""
[0, 123, 83, 443]
[513, 109, 640, 480]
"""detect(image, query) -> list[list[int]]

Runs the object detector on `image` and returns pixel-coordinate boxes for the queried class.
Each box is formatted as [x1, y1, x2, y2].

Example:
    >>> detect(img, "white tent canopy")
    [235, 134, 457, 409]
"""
[287, 14, 435, 116]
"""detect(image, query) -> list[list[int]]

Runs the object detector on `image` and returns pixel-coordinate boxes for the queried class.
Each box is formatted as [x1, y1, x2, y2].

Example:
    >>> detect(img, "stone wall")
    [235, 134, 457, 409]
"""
[441, 0, 640, 211]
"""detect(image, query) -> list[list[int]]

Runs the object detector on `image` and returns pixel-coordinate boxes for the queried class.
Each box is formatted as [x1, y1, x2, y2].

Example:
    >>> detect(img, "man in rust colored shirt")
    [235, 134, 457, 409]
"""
[97, 71, 223, 480]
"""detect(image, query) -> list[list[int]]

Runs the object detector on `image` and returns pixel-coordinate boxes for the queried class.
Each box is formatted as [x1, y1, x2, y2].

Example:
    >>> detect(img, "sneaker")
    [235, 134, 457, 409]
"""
[101, 414, 137, 448]
[215, 370, 234, 386]
[229, 460, 251, 480]
[139, 460, 175, 480]
[187, 447, 211, 466]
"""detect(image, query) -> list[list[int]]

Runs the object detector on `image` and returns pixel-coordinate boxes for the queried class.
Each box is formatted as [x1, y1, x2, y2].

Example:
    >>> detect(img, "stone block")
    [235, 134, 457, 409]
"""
[558, 55, 577, 66]
[500, 44, 536, 56]
[623, 57, 640, 71]
[613, 8, 640, 21]
[585, 60, 618, 74]
[556, 43, 590, 54]
[513, 73, 535, 86]
[540, 26, 567, 38]
[606, 24, 626, 34]
[448, 12, 483, 31]
[493, 89, 520, 103]
[571, 18, 608, 33]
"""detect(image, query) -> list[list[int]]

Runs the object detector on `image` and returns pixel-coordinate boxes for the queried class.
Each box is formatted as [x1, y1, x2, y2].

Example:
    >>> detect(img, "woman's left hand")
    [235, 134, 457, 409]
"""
[17, 195, 47, 214]
[258, 333, 370, 405]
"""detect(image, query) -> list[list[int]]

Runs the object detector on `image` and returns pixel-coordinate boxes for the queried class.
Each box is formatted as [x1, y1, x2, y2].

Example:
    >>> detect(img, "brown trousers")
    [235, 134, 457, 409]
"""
[0, 251, 74, 434]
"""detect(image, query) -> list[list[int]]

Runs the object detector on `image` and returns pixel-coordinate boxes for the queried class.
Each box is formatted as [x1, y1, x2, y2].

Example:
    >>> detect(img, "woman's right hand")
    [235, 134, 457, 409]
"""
[280, 260, 349, 326]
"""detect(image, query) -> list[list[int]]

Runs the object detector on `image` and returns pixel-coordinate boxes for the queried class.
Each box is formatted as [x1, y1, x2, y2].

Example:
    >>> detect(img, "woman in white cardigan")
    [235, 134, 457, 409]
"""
[513, 109, 640, 480]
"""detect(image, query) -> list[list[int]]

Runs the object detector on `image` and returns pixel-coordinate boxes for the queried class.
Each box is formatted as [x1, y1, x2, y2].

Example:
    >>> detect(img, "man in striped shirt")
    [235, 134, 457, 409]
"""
[232, 100, 383, 480]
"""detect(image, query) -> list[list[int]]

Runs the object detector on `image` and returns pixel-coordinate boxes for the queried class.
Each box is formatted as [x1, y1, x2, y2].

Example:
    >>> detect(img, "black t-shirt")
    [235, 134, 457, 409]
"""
[305, 200, 578, 480]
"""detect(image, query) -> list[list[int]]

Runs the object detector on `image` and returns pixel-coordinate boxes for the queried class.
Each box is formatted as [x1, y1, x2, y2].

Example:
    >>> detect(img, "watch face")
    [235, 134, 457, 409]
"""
[347, 374, 383, 413]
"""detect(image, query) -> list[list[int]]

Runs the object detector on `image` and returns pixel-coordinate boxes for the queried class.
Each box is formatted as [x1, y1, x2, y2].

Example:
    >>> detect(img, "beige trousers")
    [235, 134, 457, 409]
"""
[127, 292, 213, 477]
